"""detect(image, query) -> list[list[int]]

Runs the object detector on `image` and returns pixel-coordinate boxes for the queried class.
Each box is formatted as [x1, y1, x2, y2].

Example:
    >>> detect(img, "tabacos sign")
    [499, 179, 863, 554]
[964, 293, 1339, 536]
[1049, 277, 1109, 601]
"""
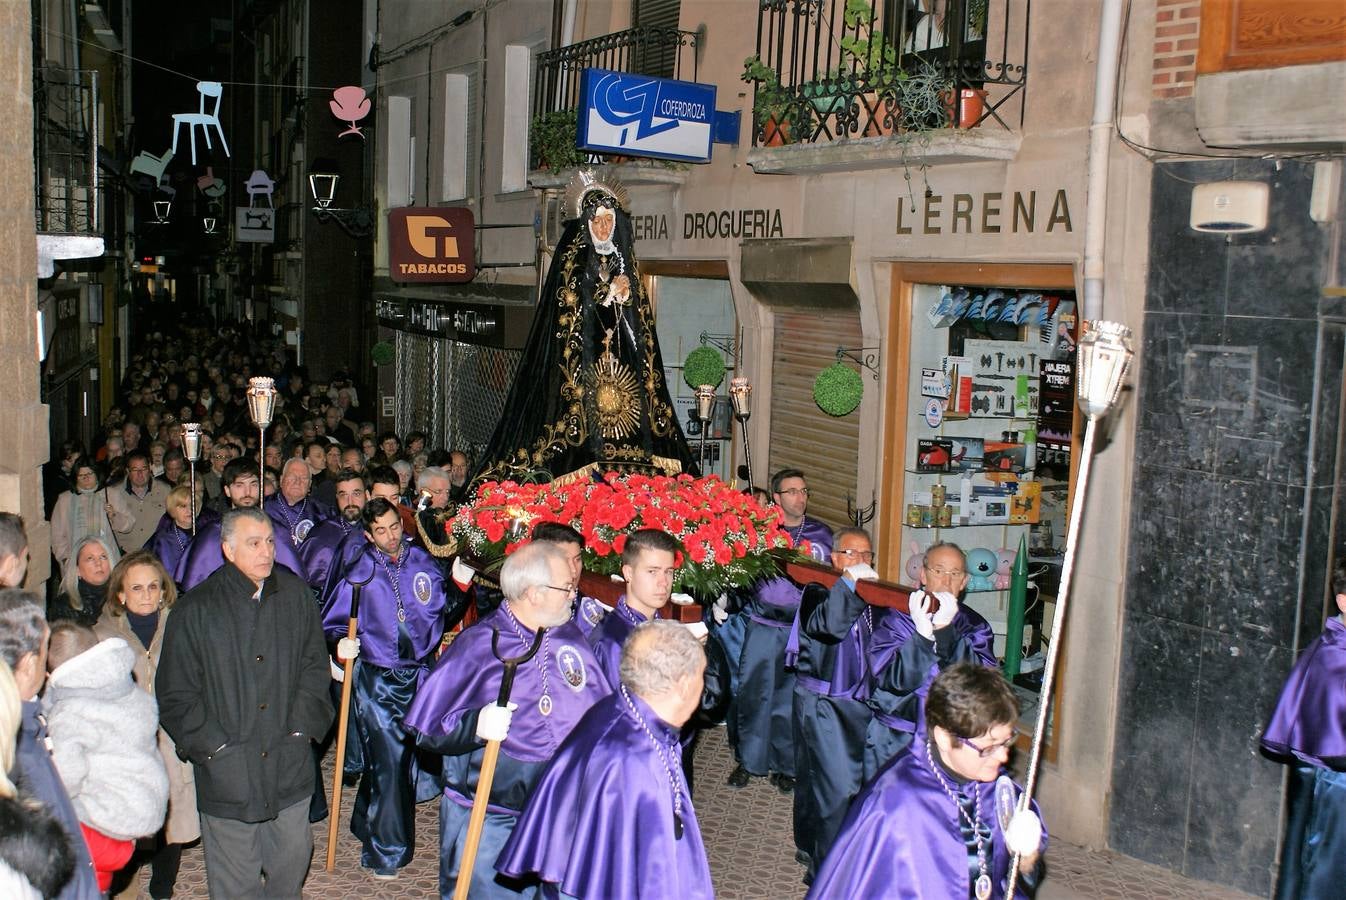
[578, 68, 715, 163]
[388, 207, 476, 283]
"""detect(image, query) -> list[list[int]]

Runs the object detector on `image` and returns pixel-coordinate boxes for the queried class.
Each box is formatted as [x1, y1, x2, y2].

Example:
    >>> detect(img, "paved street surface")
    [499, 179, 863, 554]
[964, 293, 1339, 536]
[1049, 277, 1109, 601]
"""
[117, 725, 1256, 899]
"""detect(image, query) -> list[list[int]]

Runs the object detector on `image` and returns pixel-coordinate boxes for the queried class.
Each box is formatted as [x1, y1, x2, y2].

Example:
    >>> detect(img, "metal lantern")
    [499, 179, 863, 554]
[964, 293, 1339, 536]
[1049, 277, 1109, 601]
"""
[246, 377, 278, 493]
[181, 422, 203, 535]
[1076, 320, 1135, 418]
[728, 377, 752, 419]
[695, 384, 716, 475]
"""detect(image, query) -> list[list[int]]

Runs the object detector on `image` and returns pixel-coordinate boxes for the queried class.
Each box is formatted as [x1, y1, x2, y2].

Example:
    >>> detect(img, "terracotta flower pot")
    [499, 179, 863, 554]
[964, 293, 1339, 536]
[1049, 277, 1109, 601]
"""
[762, 116, 791, 146]
[950, 88, 989, 128]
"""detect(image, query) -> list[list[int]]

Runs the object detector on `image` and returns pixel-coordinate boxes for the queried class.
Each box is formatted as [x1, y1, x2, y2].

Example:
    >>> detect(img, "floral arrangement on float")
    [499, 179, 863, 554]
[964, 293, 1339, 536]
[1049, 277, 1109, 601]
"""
[450, 472, 794, 596]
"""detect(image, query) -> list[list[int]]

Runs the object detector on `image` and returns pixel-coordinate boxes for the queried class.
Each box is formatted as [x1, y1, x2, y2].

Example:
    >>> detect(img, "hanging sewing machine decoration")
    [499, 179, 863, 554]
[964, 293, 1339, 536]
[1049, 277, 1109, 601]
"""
[170, 80, 230, 165]
[245, 170, 277, 208]
[235, 206, 274, 244]
[330, 86, 372, 139]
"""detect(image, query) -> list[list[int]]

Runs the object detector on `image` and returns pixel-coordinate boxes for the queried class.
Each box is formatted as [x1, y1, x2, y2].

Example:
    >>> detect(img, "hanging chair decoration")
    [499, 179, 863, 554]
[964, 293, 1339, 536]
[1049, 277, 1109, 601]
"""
[682, 346, 727, 391]
[814, 362, 864, 416]
[330, 86, 372, 139]
[371, 341, 394, 366]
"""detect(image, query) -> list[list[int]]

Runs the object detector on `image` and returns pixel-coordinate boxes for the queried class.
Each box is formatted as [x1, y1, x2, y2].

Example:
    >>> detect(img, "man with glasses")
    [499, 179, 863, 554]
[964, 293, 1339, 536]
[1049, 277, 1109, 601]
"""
[107, 449, 170, 552]
[809, 662, 1045, 899]
[728, 468, 832, 793]
[859, 541, 996, 783]
[788, 526, 882, 880]
[321, 498, 464, 880]
[406, 542, 611, 897]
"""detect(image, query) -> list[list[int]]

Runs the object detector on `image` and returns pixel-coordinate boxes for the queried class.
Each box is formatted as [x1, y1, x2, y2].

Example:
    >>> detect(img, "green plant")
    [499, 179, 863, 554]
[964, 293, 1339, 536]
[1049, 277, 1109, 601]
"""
[814, 363, 864, 416]
[741, 55, 794, 129]
[529, 108, 583, 170]
[682, 346, 726, 390]
[371, 341, 394, 367]
[840, 0, 899, 88]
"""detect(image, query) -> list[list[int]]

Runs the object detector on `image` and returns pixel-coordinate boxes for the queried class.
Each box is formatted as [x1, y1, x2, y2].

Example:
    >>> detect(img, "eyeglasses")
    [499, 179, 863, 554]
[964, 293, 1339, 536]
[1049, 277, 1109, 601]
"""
[924, 566, 966, 578]
[545, 584, 578, 598]
[835, 548, 875, 562]
[778, 488, 809, 496]
[960, 731, 1019, 758]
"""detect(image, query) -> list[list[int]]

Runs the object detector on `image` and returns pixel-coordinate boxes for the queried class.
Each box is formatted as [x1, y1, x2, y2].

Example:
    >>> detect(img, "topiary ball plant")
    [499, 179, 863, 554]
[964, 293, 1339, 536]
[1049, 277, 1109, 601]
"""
[813, 362, 864, 416]
[683, 346, 727, 391]
[371, 341, 394, 367]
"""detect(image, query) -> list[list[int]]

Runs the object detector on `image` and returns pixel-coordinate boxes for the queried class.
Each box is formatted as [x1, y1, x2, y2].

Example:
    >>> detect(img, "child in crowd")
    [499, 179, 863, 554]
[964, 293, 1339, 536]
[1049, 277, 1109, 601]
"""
[43, 621, 169, 892]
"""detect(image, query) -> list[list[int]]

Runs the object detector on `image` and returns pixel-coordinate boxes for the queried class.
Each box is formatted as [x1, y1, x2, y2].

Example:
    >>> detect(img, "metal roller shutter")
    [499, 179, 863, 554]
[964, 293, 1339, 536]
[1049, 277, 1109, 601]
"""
[768, 310, 862, 531]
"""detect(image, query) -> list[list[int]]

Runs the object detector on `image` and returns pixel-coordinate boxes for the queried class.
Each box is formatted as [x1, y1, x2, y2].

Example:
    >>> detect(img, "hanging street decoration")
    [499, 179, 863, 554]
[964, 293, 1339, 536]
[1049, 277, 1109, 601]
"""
[330, 86, 371, 139]
[170, 80, 229, 165]
[245, 170, 277, 208]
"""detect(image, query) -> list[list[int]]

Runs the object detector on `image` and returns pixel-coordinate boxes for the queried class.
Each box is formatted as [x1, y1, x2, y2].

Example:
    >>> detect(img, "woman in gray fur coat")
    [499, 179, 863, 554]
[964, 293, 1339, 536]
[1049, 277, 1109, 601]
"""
[95, 549, 198, 900]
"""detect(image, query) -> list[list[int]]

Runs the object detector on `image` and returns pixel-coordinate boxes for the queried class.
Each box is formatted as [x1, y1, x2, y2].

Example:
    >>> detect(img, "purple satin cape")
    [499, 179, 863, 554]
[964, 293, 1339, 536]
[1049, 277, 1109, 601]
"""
[405, 607, 612, 764]
[299, 517, 358, 588]
[860, 605, 997, 702]
[496, 692, 713, 899]
[587, 597, 645, 686]
[808, 741, 1045, 900]
[758, 518, 833, 613]
[322, 544, 449, 667]
[144, 515, 194, 579]
[174, 516, 306, 590]
[1263, 616, 1346, 768]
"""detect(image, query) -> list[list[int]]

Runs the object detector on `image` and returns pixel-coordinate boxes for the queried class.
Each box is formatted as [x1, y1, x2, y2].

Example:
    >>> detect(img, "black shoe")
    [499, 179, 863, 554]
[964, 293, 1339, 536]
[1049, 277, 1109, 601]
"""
[726, 764, 752, 788]
[771, 773, 796, 794]
[794, 848, 812, 866]
[342, 771, 361, 787]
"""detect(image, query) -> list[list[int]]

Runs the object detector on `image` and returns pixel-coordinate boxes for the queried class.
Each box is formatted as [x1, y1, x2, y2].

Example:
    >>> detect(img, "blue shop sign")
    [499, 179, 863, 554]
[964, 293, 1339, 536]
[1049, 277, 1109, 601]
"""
[577, 68, 716, 163]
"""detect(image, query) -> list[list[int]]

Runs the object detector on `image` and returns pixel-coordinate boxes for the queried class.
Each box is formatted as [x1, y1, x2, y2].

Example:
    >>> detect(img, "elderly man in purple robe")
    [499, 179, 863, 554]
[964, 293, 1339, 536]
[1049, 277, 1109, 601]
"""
[406, 542, 612, 898]
[809, 662, 1046, 899]
[498, 619, 713, 899]
[265, 458, 334, 555]
[323, 498, 464, 879]
[787, 525, 882, 879]
[301, 469, 368, 591]
[860, 541, 997, 782]
[727, 468, 832, 792]
[175, 458, 306, 590]
[1261, 561, 1346, 899]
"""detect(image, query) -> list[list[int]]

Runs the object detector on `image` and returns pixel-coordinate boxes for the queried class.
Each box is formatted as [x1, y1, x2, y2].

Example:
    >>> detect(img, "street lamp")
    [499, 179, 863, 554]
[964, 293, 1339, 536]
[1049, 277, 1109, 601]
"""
[695, 384, 716, 476]
[152, 200, 172, 224]
[245, 377, 278, 491]
[308, 170, 373, 237]
[181, 422, 202, 535]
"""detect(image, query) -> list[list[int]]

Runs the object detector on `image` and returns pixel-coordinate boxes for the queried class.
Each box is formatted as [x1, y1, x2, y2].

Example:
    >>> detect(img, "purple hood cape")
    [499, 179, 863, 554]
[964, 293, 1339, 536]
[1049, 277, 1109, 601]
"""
[496, 691, 713, 899]
[174, 514, 306, 591]
[405, 606, 613, 765]
[1262, 615, 1346, 768]
[859, 604, 997, 702]
[807, 738, 1045, 900]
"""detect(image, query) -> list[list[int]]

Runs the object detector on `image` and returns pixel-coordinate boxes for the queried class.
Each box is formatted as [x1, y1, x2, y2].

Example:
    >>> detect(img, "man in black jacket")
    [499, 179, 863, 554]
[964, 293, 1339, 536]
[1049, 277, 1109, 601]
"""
[157, 507, 333, 898]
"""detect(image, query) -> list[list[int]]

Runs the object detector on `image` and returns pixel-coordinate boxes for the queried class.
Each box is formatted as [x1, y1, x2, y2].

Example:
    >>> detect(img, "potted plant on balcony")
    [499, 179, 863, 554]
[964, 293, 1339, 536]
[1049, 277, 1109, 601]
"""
[530, 108, 583, 170]
[742, 55, 795, 146]
[837, 0, 902, 136]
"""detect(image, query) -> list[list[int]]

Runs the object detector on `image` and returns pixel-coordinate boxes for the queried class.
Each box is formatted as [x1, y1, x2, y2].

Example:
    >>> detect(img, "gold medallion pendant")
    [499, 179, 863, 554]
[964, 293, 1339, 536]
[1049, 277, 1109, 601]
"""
[587, 350, 641, 440]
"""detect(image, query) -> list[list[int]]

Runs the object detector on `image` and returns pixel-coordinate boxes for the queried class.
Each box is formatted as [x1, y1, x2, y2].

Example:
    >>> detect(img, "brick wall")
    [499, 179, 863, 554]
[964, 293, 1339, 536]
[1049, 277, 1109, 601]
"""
[1152, 0, 1201, 99]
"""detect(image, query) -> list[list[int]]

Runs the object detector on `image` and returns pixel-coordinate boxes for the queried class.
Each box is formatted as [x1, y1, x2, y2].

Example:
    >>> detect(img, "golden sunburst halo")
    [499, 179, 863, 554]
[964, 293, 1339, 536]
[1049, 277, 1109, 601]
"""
[586, 352, 641, 440]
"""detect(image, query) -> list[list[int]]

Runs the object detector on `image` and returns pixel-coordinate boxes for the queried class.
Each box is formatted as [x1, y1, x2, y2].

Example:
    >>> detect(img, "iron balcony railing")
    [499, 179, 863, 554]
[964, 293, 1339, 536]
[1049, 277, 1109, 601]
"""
[747, 0, 1028, 146]
[531, 25, 701, 168]
[34, 66, 100, 234]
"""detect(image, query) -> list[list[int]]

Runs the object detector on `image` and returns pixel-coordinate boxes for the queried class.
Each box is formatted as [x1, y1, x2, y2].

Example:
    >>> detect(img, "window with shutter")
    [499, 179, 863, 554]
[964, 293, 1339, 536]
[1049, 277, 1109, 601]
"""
[632, 0, 681, 78]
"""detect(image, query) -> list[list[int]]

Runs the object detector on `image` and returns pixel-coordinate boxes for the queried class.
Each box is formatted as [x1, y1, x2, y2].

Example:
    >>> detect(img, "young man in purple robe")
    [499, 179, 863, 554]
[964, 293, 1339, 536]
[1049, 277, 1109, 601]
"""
[406, 542, 612, 898]
[809, 662, 1046, 899]
[728, 468, 832, 792]
[587, 528, 679, 683]
[787, 525, 882, 879]
[300, 469, 367, 591]
[1261, 562, 1346, 899]
[175, 458, 305, 590]
[322, 498, 464, 879]
[498, 619, 713, 899]
[861, 541, 997, 782]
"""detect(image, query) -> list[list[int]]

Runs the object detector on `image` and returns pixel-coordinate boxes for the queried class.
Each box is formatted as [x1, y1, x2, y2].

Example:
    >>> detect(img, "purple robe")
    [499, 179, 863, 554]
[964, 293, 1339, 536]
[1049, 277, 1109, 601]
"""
[265, 494, 334, 553]
[174, 514, 306, 591]
[301, 516, 362, 591]
[322, 543, 451, 667]
[1263, 616, 1346, 768]
[144, 515, 194, 579]
[571, 595, 609, 638]
[497, 691, 712, 899]
[808, 741, 1045, 900]
[586, 597, 647, 686]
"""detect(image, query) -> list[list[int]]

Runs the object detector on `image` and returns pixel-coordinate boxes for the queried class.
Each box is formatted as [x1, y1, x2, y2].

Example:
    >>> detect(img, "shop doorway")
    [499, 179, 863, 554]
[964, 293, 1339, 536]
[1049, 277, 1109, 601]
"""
[881, 261, 1079, 761]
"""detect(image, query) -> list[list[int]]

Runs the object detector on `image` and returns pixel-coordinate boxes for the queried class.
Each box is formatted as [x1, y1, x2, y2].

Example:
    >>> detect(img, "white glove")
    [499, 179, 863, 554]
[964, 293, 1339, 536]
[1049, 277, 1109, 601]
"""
[712, 593, 729, 625]
[451, 557, 475, 589]
[476, 702, 517, 743]
[1004, 809, 1043, 856]
[670, 592, 695, 606]
[844, 563, 880, 582]
[337, 637, 361, 661]
[931, 591, 960, 629]
[909, 590, 935, 641]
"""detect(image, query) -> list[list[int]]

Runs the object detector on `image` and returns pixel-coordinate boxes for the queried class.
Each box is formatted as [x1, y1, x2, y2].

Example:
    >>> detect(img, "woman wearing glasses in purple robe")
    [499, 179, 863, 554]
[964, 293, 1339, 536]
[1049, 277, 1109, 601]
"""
[809, 662, 1046, 900]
